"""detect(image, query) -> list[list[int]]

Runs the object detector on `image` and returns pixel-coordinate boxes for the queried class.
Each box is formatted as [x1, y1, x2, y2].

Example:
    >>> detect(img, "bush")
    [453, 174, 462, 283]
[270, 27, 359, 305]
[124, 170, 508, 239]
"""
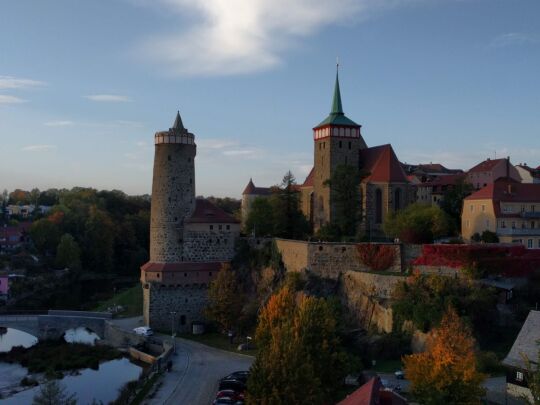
[476, 351, 504, 375]
[481, 230, 499, 243]
[356, 244, 397, 271]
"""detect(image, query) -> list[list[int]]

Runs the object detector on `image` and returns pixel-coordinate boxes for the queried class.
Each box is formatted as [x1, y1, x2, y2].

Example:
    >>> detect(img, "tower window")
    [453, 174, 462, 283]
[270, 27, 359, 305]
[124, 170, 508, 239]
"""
[190, 178, 193, 184]
[168, 155, 171, 161]
[188, 157, 191, 162]
[339, 141, 342, 148]
[226, 225, 230, 230]
[209, 272, 213, 276]
[219, 225, 222, 230]
[348, 142, 351, 150]
[210, 225, 214, 230]
[180, 315, 186, 325]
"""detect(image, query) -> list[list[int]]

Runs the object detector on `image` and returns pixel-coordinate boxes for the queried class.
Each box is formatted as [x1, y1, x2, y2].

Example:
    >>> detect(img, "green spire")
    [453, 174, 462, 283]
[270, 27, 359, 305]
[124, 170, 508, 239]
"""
[331, 69, 344, 115]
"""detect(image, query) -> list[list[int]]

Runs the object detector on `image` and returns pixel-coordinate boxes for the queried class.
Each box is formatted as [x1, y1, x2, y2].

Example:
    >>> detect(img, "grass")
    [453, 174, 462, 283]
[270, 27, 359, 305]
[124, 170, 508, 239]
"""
[371, 359, 403, 373]
[131, 373, 161, 405]
[94, 284, 143, 318]
[178, 332, 256, 357]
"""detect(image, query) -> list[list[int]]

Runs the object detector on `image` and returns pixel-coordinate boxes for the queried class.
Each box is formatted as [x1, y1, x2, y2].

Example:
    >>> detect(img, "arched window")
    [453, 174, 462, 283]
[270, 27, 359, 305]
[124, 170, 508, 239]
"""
[375, 189, 383, 224]
[394, 188, 401, 211]
[180, 315, 186, 325]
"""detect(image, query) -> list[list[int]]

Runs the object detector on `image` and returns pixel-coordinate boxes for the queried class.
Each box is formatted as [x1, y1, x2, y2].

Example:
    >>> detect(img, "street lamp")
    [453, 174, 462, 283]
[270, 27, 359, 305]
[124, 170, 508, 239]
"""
[170, 311, 177, 354]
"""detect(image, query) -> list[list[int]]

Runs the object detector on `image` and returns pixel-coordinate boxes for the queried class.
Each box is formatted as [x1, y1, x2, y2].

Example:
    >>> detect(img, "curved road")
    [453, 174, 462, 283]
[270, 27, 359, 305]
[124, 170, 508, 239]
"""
[111, 317, 253, 405]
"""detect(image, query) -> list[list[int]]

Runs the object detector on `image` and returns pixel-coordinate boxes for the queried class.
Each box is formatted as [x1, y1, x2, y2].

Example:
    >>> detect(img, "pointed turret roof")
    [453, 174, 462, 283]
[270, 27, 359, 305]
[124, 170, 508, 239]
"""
[172, 110, 184, 131]
[315, 68, 359, 128]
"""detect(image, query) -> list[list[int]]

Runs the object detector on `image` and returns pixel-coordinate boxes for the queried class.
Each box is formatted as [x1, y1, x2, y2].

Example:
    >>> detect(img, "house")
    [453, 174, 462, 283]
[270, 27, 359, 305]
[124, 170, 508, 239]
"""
[461, 178, 540, 249]
[241, 179, 273, 230]
[337, 377, 408, 405]
[0, 222, 31, 252]
[466, 157, 521, 190]
[516, 164, 540, 184]
[502, 310, 540, 403]
[416, 173, 467, 206]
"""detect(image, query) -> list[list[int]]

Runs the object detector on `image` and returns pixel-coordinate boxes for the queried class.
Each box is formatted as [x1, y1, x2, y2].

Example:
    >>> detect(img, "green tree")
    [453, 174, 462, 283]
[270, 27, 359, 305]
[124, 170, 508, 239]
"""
[440, 178, 473, 232]
[481, 230, 499, 243]
[55, 233, 81, 270]
[383, 203, 451, 243]
[246, 287, 349, 404]
[204, 264, 244, 331]
[271, 171, 310, 239]
[245, 197, 274, 236]
[83, 206, 115, 273]
[32, 380, 77, 405]
[324, 164, 364, 238]
[30, 218, 62, 254]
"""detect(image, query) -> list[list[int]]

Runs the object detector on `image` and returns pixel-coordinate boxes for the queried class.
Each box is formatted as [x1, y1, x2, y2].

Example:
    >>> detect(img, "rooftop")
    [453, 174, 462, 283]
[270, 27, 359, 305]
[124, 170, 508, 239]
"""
[187, 198, 239, 224]
[468, 158, 508, 173]
[359, 144, 409, 183]
[315, 70, 360, 129]
[465, 177, 540, 203]
[503, 310, 540, 370]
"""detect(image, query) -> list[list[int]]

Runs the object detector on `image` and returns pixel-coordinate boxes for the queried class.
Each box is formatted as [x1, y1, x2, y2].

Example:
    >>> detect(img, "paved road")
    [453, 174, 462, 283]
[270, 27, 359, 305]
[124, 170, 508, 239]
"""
[110, 317, 254, 405]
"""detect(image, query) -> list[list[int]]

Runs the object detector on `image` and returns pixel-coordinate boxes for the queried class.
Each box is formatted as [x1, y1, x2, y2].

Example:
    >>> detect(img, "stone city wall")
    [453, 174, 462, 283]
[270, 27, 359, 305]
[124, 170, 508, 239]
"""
[183, 227, 238, 262]
[145, 283, 208, 333]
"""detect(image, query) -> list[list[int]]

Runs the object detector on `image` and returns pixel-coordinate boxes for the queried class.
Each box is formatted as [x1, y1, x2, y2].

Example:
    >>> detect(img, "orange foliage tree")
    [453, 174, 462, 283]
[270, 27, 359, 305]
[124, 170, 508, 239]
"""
[357, 244, 396, 271]
[403, 307, 485, 404]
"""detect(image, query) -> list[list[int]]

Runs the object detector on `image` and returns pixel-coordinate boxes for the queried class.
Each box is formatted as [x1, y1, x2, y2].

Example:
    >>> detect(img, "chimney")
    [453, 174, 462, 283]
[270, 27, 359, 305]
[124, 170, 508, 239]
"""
[506, 156, 510, 179]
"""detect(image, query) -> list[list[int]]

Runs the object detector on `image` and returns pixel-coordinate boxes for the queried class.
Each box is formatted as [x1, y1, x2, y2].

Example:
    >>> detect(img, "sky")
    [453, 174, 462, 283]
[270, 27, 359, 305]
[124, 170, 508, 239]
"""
[0, 0, 539, 198]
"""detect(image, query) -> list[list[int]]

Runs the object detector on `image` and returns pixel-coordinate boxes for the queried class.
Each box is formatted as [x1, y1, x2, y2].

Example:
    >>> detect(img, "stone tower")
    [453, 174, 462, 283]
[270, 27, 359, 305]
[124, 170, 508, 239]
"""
[150, 111, 196, 263]
[312, 68, 367, 230]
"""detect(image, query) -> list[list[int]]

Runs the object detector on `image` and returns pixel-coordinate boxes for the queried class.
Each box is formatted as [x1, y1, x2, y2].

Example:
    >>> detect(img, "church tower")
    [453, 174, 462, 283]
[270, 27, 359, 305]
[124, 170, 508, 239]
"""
[149, 111, 196, 263]
[312, 68, 367, 231]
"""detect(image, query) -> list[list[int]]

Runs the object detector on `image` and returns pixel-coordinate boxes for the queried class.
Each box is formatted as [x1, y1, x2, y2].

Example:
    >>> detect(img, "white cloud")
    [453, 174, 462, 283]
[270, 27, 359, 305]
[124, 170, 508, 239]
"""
[21, 145, 57, 152]
[0, 95, 26, 104]
[135, 0, 416, 76]
[489, 32, 540, 48]
[0, 76, 46, 90]
[85, 94, 132, 102]
[44, 120, 74, 127]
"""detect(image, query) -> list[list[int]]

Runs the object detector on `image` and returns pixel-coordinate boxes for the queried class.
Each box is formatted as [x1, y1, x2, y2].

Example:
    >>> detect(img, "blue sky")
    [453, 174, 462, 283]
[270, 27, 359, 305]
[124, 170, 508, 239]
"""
[0, 0, 539, 198]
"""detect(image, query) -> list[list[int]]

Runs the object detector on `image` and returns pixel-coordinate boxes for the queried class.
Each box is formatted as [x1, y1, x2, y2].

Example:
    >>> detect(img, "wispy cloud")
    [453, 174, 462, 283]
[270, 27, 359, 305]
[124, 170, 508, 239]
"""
[489, 32, 540, 48]
[134, 0, 416, 76]
[21, 144, 57, 152]
[44, 120, 74, 127]
[0, 95, 26, 104]
[85, 94, 132, 102]
[0, 75, 46, 90]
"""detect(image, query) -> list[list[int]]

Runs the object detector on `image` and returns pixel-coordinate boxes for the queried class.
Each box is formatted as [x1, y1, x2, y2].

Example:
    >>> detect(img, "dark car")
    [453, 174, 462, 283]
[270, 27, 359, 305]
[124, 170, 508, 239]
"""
[218, 379, 246, 393]
[221, 371, 250, 384]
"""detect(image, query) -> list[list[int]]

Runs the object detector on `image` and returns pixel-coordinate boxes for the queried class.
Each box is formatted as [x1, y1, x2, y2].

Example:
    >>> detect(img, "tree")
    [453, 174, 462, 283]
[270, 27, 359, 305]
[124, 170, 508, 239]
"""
[522, 344, 540, 405]
[204, 264, 244, 331]
[83, 206, 115, 273]
[383, 203, 451, 243]
[246, 287, 349, 404]
[481, 230, 499, 243]
[245, 197, 274, 236]
[271, 171, 310, 239]
[403, 307, 485, 405]
[324, 164, 364, 237]
[440, 179, 473, 232]
[32, 380, 77, 405]
[55, 233, 81, 270]
[30, 218, 63, 254]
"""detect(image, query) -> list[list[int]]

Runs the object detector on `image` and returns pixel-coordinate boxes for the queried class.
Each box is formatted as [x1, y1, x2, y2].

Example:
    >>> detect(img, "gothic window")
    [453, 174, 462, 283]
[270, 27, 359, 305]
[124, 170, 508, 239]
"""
[375, 189, 383, 224]
[210, 225, 213, 230]
[394, 188, 402, 211]
[226, 225, 230, 230]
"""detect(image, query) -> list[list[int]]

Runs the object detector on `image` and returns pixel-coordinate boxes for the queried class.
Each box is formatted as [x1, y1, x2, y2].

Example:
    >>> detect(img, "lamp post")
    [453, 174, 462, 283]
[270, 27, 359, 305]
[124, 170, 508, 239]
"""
[170, 311, 177, 354]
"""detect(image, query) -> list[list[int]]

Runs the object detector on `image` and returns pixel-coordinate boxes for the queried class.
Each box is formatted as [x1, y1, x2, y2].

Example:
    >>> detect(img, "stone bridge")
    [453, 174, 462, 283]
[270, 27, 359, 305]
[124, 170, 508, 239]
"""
[0, 310, 112, 340]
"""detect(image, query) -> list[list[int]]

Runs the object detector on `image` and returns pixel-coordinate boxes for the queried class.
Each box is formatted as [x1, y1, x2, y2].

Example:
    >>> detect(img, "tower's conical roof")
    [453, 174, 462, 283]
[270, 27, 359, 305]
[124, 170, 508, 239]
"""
[172, 111, 184, 131]
[315, 67, 359, 128]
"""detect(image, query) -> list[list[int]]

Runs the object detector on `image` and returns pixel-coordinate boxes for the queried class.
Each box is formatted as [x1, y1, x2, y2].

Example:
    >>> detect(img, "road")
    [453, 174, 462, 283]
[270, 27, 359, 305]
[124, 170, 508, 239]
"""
[111, 317, 254, 405]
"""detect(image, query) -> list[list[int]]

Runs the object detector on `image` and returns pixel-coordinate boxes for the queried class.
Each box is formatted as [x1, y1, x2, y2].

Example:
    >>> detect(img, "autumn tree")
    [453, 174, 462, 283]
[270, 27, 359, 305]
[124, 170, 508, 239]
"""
[204, 264, 244, 331]
[403, 307, 486, 405]
[55, 233, 81, 270]
[32, 380, 77, 405]
[246, 287, 350, 405]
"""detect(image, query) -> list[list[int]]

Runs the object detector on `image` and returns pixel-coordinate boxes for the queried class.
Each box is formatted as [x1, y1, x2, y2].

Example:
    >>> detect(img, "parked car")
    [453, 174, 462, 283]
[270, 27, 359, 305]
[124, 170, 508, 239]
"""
[221, 371, 250, 384]
[133, 326, 154, 336]
[218, 379, 246, 393]
[394, 370, 405, 380]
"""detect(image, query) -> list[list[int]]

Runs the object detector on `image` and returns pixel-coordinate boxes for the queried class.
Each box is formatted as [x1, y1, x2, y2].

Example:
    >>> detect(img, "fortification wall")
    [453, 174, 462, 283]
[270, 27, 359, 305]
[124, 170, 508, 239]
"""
[274, 239, 309, 274]
[183, 227, 238, 262]
[145, 283, 208, 333]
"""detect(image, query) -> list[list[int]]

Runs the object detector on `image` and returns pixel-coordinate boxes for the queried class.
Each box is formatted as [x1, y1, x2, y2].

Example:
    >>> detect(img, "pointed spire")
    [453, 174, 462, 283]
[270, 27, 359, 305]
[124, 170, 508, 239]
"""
[331, 63, 344, 115]
[172, 110, 184, 130]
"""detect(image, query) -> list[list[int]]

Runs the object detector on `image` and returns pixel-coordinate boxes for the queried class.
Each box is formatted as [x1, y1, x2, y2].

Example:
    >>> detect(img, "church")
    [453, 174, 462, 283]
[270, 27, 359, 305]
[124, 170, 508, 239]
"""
[243, 70, 415, 237]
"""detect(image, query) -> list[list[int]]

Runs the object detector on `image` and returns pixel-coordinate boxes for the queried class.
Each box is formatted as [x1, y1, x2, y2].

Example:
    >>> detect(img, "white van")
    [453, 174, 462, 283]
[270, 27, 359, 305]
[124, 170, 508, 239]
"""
[133, 326, 154, 336]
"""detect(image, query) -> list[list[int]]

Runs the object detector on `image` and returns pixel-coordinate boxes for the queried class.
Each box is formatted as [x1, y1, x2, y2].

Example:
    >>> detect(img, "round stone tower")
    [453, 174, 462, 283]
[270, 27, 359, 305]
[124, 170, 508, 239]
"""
[150, 111, 196, 263]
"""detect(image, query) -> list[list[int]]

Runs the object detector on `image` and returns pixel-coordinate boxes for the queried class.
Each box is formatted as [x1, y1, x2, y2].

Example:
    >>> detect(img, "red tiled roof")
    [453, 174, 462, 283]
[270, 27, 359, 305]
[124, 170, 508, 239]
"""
[424, 173, 466, 187]
[337, 377, 380, 405]
[301, 167, 315, 187]
[468, 158, 506, 173]
[186, 199, 239, 224]
[141, 261, 224, 273]
[465, 178, 540, 203]
[242, 179, 272, 196]
[359, 144, 409, 183]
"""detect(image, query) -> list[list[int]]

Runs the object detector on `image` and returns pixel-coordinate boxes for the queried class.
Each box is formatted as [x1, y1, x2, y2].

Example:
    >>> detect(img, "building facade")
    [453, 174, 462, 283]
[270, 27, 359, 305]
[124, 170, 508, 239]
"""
[461, 178, 540, 249]
[141, 112, 240, 332]
[467, 157, 521, 190]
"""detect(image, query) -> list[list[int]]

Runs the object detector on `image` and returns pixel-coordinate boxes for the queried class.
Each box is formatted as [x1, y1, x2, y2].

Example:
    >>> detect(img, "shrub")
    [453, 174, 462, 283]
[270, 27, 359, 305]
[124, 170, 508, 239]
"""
[356, 244, 397, 271]
[481, 230, 499, 243]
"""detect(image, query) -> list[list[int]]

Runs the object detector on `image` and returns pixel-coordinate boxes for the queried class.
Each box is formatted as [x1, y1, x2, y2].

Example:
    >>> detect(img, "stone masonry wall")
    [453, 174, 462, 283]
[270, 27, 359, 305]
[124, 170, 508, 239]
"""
[183, 226, 238, 262]
[146, 283, 208, 333]
[274, 239, 309, 274]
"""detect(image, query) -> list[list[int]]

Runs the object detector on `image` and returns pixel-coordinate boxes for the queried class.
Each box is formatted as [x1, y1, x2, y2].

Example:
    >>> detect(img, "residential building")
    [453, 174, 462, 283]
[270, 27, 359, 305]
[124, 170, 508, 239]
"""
[337, 377, 408, 405]
[0, 222, 31, 252]
[502, 310, 540, 403]
[461, 178, 540, 248]
[416, 173, 467, 206]
[516, 164, 540, 184]
[467, 157, 521, 190]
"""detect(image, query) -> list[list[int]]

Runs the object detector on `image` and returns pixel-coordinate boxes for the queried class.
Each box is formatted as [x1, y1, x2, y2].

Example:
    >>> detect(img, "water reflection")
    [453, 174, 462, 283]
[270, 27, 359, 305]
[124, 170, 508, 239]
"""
[0, 328, 38, 353]
[64, 327, 100, 345]
[2, 358, 142, 404]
